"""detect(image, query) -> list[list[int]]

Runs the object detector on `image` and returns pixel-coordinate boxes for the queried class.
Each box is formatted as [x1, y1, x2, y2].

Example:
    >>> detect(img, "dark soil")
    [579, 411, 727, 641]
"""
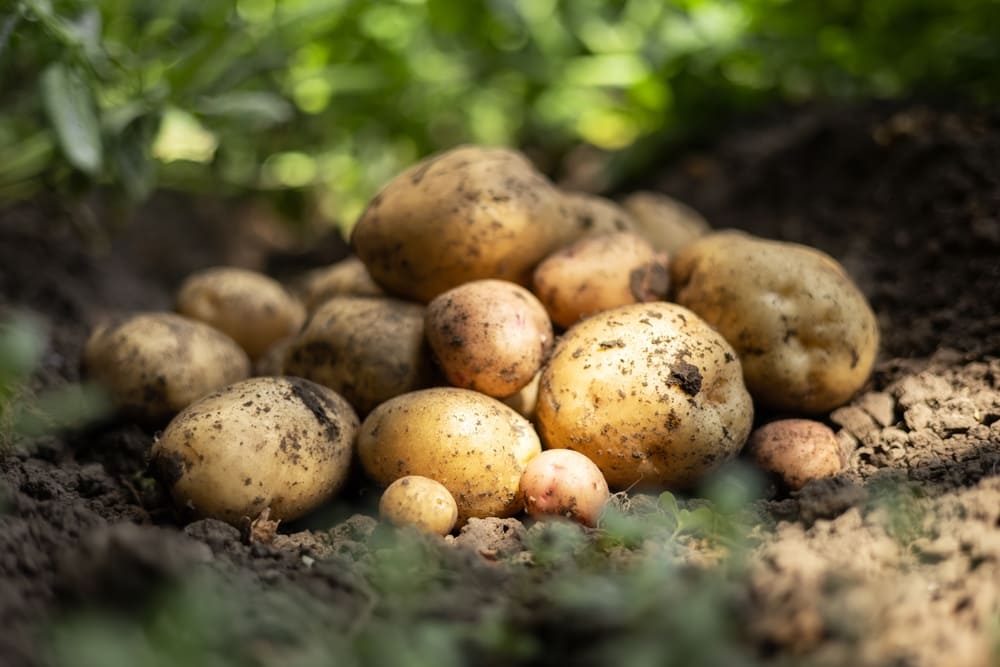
[1, 103, 998, 667]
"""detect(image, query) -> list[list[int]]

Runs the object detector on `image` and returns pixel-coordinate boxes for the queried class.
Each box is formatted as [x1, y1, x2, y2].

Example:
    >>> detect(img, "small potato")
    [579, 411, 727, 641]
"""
[84, 312, 251, 422]
[150, 376, 359, 524]
[532, 232, 669, 328]
[562, 191, 638, 239]
[176, 266, 306, 360]
[425, 280, 553, 398]
[536, 302, 753, 490]
[283, 296, 434, 416]
[501, 370, 541, 421]
[351, 145, 575, 303]
[379, 476, 459, 536]
[358, 388, 542, 524]
[622, 191, 711, 255]
[671, 231, 879, 413]
[519, 449, 610, 527]
[295, 256, 384, 312]
[747, 419, 843, 490]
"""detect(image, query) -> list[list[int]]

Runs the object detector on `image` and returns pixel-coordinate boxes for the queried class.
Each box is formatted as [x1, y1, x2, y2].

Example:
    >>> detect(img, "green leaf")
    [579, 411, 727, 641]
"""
[657, 491, 680, 518]
[40, 62, 103, 174]
[196, 91, 294, 128]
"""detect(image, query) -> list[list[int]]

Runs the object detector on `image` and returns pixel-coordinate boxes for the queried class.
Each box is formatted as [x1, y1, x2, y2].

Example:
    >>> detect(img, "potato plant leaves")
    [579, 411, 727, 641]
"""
[40, 62, 103, 174]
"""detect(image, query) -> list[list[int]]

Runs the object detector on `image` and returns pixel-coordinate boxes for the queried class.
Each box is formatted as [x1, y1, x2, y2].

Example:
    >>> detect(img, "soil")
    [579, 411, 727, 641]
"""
[1, 102, 998, 667]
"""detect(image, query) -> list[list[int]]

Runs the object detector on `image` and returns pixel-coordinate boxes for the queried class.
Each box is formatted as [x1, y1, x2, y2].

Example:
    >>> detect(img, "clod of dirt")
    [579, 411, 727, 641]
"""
[450, 517, 527, 560]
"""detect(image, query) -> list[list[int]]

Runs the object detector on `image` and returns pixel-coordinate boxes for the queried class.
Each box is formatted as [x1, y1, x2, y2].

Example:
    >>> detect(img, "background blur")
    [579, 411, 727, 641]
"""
[3, 0, 999, 232]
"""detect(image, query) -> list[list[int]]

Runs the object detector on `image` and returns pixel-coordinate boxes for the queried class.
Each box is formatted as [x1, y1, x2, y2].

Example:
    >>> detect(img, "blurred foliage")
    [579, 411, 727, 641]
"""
[2, 0, 999, 230]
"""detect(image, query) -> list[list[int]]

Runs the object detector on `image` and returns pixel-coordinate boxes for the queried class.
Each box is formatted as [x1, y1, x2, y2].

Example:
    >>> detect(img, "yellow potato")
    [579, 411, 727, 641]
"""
[561, 191, 637, 239]
[358, 387, 542, 524]
[501, 370, 541, 421]
[671, 231, 879, 413]
[379, 476, 459, 536]
[532, 231, 669, 328]
[622, 191, 711, 255]
[351, 145, 575, 303]
[536, 302, 753, 490]
[295, 256, 385, 312]
[747, 419, 843, 490]
[425, 279, 552, 398]
[150, 376, 359, 524]
[283, 296, 435, 416]
[83, 312, 251, 422]
[176, 266, 306, 360]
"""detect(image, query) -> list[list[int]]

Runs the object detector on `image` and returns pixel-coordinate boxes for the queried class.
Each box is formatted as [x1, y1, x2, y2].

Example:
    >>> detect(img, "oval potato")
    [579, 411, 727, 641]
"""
[622, 191, 711, 255]
[561, 191, 637, 239]
[379, 475, 459, 536]
[296, 256, 384, 312]
[519, 449, 610, 527]
[747, 419, 843, 490]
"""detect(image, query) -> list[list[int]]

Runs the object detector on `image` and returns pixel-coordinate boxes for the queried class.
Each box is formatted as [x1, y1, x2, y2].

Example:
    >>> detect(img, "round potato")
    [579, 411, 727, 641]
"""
[358, 387, 542, 523]
[176, 266, 306, 360]
[379, 475, 459, 536]
[532, 231, 669, 328]
[519, 449, 610, 527]
[671, 231, 879, 413]
[150, 376, 359, 524]
[351, 145, 575, 303]
[622, 191, 711, 255]
[562, 191, 637, 239]
[536, 302, 753, 490]
[84, 312, 251, 422]
[747, 419, 843, 490]
[296, 256, 384, 312]
[425, 280, 552, 398]
[283, 296, 434, 416]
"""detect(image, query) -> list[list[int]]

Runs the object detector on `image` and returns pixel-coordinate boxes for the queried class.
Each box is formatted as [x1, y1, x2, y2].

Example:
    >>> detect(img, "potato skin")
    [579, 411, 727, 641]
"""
[358, 387, 542, 524]
[532, 232, 669, 328]
[296, 256, 385, 312]
[622, 191, 711, 255]
[351, 145, 575, 303]
[747, 419, 843, 490]
[671, 231, 879, 413]
[519, 449, 610, 527]
[83, 312, 251, 422]
[150, 376, 359, 524]
[561, 191, 637, 239]
[536, 302, 753, 490]
[425, 280, 553, 398]
[379, 475, 459, 536]
[283, 296, 434, 416]
[176, 267, 306, 360]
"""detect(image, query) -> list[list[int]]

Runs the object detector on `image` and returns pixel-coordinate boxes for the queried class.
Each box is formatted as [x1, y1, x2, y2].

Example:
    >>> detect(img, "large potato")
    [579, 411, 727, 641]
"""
[532, 231, 669, 328]
[351, 145, 575, 303]
[176, 266, 306, 360]
[671, 231, 879, 413]
[536, 302, 753, 490]
[150, 376, 358, 525]
[283, 296, 434, 416]
[357, 388, 542, 523]
[425, 279, 552, 398]
[622, 191, 711, 255]
[83, 312, 251, 421]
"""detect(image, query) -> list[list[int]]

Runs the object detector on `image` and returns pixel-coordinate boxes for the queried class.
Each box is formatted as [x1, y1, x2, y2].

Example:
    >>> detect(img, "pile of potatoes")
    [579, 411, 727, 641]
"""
[84, 145, 878, 536]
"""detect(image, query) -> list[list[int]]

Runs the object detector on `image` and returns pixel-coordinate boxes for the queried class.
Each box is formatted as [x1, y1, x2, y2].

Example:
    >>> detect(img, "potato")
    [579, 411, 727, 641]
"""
[562, 191, 637, 239]
[176, 266, 306, 360]
[536, 302, 753, 490]
[150, 376, 357, 525]
[351, 145, 575, 303]
[296, 256, 384, 312]
[501, 370, 541, 421]
[532, 231, 669, 328]
[748, 419, 843, 489]
[357, 387, 542, 523]
[622, 191, 711, 255]
[283, 296, 434, 416]
[425, 280, 552, 398]
[84, 312, 251, 422]
[519, 449, 610, 527]
[254, 336, 294, 377]
[671, 231, 879, 413]
[379, 475, 459, 536]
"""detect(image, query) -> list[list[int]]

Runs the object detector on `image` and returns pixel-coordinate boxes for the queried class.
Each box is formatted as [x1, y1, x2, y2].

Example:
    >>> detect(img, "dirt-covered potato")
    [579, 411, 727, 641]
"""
[501, 370, 541, 421]
[175, 267, 306, 361]
[351, 145, 575, 303]
[379, 475, 459, 536]
[748, 419, 843, 489]
[622, 191, 711, 255]
[519, 449, 610, 527]
[562, 191, 637, 239]
[295, 256, 384, 312]
[83, 312, 251, 421]
[425, 280, 552, 398]
[671, 231, 879, 413]
[536, 302, 753, 490]
[532, 231, 669, 328]
[150, 376, 358, 525]
[283, 296, 434, 416]
[358, 387, 542, 523]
